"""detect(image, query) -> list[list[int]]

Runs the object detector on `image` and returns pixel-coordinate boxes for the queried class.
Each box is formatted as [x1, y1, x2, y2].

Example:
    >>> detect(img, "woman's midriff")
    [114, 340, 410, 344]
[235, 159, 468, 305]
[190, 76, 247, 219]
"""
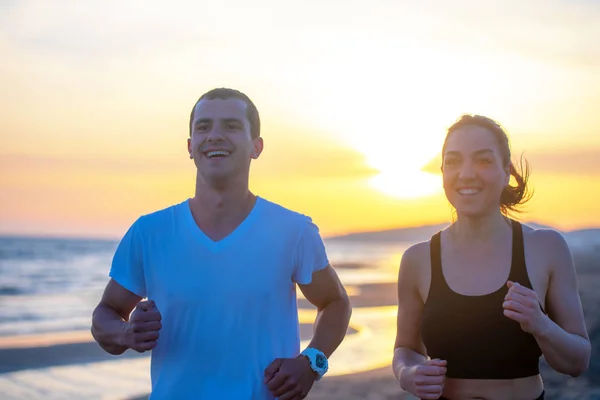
[441, 375, 544, 400]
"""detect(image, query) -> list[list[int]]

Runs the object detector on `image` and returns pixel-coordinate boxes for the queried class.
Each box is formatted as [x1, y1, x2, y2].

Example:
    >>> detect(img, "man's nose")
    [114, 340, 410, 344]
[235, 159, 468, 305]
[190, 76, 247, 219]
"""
[207, 126, 225, 142]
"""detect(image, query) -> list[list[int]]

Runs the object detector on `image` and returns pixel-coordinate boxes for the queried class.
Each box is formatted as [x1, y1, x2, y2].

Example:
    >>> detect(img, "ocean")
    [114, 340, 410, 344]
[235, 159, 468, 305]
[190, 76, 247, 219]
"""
[0, 235, 410, 338]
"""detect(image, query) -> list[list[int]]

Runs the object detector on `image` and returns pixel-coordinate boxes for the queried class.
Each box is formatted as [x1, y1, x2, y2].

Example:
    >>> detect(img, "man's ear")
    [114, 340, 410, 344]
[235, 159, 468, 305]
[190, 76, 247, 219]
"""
[252, 137, 264, 159]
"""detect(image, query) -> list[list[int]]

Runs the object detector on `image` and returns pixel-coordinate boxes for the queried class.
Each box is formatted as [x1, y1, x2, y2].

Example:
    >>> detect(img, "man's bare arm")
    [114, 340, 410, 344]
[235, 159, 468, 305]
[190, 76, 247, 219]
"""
[91, 279, 143, 355]
[299, 265, 352, 358]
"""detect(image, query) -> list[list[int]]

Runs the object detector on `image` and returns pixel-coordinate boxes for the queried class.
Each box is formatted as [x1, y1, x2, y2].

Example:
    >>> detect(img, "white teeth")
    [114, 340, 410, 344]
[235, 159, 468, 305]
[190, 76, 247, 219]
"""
[458, 188, 480, 195]
[206, 150, 230, 158]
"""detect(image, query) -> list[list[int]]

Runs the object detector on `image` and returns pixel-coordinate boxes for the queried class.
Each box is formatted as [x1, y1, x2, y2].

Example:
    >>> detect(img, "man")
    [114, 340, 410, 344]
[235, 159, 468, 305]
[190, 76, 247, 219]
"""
[91, 88, 352, 399]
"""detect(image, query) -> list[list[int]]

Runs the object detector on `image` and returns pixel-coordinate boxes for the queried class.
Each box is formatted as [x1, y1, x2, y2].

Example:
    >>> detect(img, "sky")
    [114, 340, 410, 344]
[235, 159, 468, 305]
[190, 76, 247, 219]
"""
[1, 0, 599, 239]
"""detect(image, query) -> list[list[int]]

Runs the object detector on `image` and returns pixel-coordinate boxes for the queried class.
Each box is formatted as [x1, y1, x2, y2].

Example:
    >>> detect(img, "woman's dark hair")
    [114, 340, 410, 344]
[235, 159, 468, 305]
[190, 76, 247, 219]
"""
[442, 114, 533, 216]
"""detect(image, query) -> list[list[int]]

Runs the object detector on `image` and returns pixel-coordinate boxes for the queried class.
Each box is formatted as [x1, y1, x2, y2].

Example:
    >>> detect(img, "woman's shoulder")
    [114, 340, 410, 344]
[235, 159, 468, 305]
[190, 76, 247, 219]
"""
[520, 223, 572, 260]
[399, 238, 436, 280]
[403, 239, 433, 263]
[521, 223, 569, 245]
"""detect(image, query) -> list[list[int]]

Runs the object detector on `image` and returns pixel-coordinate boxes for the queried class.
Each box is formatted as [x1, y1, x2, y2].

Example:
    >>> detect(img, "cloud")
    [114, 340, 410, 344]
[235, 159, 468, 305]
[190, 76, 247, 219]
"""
[420, 148, 600, 177]
[407, 0, 600, 67]
[3, 0, 598, 67]
[524, 149, 600, 176]
[0, 125, 377, 182]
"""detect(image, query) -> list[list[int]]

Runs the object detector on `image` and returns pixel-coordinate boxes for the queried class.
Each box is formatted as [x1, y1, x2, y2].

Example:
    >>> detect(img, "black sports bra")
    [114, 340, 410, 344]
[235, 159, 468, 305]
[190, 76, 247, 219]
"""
[421, 220, 543, 379]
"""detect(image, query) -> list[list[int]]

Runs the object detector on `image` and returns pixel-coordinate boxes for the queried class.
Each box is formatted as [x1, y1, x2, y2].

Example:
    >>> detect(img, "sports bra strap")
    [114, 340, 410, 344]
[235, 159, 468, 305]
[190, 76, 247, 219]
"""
[429, 231, 446, 293]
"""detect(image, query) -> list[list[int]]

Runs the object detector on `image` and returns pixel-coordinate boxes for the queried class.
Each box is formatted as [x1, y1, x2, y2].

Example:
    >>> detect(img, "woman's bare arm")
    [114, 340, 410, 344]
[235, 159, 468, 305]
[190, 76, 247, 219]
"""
[392, 243, 445, 390]
[533, 230, 591, 376]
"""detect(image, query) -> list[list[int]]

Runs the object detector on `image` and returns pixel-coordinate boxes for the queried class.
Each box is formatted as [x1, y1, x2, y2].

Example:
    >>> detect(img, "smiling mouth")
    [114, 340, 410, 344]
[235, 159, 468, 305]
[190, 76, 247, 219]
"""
[204, 150, 231, 158]
[457, 188, 481, 195]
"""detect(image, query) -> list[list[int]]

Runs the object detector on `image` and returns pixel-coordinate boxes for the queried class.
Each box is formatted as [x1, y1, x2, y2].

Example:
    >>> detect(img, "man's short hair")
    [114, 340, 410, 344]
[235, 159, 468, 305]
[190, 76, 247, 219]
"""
[189, 88, 261, 139]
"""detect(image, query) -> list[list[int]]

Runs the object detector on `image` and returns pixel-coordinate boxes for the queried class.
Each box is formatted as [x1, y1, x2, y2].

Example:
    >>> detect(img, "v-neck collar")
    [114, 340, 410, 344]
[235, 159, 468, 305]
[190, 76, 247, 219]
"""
[183, 196, 263, 253]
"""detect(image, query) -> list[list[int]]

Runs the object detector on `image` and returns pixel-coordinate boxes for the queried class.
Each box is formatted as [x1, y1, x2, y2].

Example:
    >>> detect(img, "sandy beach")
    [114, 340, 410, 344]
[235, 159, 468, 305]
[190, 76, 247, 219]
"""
[1, 248, 599, 400]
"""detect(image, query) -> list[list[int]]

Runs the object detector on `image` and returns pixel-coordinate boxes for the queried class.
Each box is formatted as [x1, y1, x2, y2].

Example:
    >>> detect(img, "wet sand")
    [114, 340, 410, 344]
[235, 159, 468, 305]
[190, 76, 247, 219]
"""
[126, 367, 414, 400]
[0, 323, 359, 374]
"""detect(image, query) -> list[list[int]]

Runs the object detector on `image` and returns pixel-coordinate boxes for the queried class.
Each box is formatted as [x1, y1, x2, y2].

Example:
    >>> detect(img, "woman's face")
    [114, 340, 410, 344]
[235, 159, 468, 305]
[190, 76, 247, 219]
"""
[442, 125, 510, 218]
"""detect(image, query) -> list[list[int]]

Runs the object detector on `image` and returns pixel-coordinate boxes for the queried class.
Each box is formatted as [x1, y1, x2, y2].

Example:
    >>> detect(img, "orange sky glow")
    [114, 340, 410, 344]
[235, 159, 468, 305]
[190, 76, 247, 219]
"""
[1, 0, 599, 239]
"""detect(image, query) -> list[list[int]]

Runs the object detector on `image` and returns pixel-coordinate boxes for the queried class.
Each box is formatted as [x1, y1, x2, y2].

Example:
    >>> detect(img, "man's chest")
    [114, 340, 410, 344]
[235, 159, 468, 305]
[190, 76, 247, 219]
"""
[145, 239, 296, 302]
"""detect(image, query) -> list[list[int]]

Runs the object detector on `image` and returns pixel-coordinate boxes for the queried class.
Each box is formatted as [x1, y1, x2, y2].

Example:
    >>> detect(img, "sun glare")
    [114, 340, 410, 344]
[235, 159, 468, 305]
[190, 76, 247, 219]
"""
[334, 96, 448, 199]
[287, 37, 503, 200]
[369, 170, 442, 199]
[359, 134, 443, 199]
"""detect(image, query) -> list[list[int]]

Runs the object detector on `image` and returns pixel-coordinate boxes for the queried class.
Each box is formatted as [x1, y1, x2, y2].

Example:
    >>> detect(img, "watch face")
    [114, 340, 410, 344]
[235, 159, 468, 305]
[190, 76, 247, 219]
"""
[315, 354, 327, 369]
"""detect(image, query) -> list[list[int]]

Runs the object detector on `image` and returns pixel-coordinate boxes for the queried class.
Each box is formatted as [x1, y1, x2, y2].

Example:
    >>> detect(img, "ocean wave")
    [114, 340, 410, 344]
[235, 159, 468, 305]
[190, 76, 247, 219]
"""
[0, 285, 25, 296]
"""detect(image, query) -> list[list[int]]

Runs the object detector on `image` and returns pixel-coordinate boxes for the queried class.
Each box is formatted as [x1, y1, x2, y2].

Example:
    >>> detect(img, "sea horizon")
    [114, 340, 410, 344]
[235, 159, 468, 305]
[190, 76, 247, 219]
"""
[2, 218, 599, 244]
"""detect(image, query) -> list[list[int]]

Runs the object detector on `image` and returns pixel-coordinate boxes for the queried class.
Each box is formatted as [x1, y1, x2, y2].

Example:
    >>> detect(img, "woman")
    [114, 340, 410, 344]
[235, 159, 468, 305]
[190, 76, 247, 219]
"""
[392, 115, 591, 400]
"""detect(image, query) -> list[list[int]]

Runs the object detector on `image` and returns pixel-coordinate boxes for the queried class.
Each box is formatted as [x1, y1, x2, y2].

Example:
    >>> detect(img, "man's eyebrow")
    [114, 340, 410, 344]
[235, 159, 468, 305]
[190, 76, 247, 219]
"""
[194, 118, 243, 124]
[473, 149, 494, 156]
[222, 118, 243, 124]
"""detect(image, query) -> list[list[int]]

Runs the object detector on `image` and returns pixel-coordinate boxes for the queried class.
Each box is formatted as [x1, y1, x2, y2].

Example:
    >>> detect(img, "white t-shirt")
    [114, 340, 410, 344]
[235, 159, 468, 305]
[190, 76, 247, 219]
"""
[109, 197, 329, 399]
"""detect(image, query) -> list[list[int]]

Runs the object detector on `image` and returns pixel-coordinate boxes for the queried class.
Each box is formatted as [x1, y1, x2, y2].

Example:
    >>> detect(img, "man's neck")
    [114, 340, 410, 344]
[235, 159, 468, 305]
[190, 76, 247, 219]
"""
[190, 174, 256, 226]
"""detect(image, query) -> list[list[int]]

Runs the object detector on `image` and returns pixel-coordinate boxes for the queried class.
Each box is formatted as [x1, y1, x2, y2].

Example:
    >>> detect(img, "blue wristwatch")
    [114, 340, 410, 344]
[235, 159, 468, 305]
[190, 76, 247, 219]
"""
[300, 347, 329, 381]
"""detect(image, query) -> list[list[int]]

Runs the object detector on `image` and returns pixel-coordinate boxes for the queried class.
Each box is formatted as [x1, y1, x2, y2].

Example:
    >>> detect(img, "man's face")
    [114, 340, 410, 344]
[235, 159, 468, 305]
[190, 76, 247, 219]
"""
[188, 98, 263, 183]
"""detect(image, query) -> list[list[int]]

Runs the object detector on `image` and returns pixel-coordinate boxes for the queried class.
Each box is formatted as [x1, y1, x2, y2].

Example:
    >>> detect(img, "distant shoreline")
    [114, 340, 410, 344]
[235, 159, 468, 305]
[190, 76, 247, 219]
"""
[2, 221, 599, 244]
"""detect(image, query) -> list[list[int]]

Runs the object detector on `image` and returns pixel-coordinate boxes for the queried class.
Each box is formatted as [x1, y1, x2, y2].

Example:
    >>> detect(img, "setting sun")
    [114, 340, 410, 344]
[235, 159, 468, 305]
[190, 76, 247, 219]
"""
[369, 170, 442, 199]
[281, 36, 518, 200]
[355, 121, 444, 199]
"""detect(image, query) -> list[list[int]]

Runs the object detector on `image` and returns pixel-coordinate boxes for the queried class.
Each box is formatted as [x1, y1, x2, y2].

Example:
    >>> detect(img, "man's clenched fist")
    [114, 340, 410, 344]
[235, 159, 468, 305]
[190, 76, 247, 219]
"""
[124, 300, 162, 353]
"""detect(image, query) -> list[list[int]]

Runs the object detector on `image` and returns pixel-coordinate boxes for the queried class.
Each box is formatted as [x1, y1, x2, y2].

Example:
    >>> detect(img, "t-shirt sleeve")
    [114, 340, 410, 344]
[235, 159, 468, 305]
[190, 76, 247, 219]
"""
[109, 219, 147, 298]
[292, 218, 330, 285]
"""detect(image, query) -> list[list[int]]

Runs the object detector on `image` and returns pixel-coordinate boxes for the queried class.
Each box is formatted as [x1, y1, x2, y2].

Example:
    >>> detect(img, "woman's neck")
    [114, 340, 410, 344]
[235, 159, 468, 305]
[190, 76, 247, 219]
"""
[450, 211, 512, 244]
